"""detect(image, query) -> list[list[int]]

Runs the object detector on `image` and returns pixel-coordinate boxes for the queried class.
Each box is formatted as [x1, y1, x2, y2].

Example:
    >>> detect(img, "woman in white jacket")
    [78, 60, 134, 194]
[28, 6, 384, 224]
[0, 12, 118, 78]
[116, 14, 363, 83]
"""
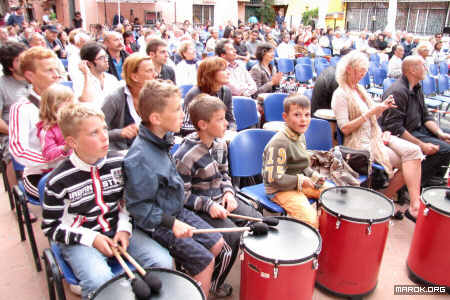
[175, 40, 198, 86]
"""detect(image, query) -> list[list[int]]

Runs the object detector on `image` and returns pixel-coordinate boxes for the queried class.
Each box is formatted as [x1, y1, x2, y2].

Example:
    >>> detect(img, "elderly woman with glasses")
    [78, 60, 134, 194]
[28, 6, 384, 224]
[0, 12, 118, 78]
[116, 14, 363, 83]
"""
[102, 52, 156, 150]
[331, 50, 423, 219]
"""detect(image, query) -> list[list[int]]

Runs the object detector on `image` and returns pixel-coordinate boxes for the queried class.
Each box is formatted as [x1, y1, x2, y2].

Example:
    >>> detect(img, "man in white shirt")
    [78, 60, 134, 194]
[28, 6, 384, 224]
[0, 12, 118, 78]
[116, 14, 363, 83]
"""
[216, 39, 257, 97]
[388, 44, 404, 79]
[73, 42, 119, 108]
[276, 33, 295, 59]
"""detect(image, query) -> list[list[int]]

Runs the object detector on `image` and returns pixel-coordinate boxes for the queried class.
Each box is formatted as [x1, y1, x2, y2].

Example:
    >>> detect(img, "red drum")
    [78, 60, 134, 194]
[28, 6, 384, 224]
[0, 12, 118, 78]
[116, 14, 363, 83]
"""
[316, 187, 394, 297]
[407, 187, 450, 288]
[240, 217, 321, 300]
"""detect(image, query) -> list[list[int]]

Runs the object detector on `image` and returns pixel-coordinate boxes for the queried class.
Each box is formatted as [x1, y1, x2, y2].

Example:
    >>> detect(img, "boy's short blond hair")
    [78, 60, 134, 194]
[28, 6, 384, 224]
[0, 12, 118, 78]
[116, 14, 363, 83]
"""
[138, 79, 180, 126]
[189, 94, 226, 131]
[58, 102, 105, 138]
[283, 94, 310, 114]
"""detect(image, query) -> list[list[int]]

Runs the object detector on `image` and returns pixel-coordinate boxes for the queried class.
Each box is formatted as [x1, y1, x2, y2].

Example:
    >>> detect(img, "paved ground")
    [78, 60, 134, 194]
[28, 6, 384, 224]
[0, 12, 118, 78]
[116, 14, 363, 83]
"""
[0, 181, 448, 300]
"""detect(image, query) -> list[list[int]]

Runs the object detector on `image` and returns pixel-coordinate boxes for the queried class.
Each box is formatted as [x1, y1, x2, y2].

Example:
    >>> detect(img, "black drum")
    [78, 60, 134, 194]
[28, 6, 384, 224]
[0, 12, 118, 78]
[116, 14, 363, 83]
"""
[91, 268, 205, 299]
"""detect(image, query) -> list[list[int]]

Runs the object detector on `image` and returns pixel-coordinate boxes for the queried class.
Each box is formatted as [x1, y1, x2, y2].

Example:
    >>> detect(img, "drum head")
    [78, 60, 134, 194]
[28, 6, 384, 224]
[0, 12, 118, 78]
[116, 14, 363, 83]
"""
[92, 268, 205, 300]
[320, 186, 394, 222]
[421, 187, 450, 216]
[242, 217, 321, 264]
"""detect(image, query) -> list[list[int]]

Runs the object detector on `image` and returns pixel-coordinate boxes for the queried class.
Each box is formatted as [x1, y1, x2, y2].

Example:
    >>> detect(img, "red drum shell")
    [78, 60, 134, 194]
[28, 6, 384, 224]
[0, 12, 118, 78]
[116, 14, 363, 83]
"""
[240, 217, 321, 300]
[316, 210, 390, 295]
[407, 201, 450, 287]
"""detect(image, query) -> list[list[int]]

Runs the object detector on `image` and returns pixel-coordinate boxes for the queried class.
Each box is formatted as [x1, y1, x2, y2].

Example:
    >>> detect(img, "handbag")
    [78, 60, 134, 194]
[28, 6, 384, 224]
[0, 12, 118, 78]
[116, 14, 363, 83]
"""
[337, 146, 371, 175]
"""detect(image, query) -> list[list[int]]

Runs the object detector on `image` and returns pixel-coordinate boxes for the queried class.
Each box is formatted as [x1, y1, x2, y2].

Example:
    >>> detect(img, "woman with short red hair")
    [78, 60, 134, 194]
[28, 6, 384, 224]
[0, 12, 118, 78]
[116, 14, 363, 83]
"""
[181, 56, 236, 136]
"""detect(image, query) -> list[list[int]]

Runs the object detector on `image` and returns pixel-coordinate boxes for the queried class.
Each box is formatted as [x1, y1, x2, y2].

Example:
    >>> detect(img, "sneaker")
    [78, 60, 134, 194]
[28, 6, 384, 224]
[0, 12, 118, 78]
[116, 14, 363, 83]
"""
[69, 284, 82, 296]
[210, 283, 233, 298]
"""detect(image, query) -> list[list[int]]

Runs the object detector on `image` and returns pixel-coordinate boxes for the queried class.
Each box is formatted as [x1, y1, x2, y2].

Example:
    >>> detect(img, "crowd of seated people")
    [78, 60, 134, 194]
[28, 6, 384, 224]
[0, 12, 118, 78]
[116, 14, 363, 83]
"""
[1, 6, 450, 299]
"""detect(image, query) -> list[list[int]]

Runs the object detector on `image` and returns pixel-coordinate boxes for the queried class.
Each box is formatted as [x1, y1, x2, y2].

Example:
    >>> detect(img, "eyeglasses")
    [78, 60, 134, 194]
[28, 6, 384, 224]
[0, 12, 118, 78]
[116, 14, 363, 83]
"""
[95, 55, 108, 61]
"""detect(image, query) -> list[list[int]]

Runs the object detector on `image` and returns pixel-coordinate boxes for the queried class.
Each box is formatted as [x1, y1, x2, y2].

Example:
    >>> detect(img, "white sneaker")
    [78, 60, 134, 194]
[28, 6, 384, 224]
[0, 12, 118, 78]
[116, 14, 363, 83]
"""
[69, 284, 82, 296]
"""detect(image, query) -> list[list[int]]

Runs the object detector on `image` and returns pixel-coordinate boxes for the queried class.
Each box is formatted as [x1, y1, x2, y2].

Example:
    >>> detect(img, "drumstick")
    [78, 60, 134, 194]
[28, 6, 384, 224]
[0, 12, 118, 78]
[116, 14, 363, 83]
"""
[117, 245, 162, 293]
[228, 213, 279, 226]
[112, 247, 151, 300]
[192, 222, 268, 236]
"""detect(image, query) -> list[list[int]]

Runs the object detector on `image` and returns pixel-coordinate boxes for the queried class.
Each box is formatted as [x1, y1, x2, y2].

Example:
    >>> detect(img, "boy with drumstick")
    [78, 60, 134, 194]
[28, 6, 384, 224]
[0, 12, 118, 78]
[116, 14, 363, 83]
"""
[41, 103, 172, 299]
[263, 94, 331, 228]
[174, 94, 262, 297]
[123, 80, 232, 298]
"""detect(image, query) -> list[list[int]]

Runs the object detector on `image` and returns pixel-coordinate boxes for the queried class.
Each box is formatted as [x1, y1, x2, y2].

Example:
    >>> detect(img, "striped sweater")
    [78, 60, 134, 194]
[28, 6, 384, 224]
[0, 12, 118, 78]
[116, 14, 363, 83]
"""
[174, 132, 234, 213]
[41, 151, 132, 247]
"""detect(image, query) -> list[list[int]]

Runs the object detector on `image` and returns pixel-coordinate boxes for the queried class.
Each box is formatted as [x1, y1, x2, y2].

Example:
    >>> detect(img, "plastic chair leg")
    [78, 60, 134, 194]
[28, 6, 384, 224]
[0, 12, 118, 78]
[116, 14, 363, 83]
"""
[43, 248, 67, 300]
[0, 160, 14, 210]
[20, 194, 42, 272]
[13, 185, 25, 241]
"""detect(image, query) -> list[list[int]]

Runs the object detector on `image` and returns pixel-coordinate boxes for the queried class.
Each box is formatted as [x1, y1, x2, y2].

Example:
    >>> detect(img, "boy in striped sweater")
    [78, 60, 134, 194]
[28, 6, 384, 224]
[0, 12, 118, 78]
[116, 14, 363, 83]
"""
[41, 103, 172, 299]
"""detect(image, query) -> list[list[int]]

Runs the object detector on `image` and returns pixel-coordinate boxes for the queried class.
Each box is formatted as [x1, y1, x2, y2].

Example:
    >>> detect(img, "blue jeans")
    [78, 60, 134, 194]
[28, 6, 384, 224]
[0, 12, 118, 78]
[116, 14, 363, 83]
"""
[59, 228, 173, 299]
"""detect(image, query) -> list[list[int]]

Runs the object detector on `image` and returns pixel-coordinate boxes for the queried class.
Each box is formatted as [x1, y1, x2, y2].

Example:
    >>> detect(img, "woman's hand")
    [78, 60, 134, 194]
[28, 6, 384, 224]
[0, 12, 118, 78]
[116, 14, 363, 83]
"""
[369, 95, 397, 117]
[271, 72, 283, 85]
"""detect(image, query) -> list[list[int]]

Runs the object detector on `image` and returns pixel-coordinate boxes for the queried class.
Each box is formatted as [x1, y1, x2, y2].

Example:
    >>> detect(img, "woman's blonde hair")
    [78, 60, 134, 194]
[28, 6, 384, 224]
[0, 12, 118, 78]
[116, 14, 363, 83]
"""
[122, 52, 154, 88]
[40, 84, 74, 127]
[335, 50, 369, 87]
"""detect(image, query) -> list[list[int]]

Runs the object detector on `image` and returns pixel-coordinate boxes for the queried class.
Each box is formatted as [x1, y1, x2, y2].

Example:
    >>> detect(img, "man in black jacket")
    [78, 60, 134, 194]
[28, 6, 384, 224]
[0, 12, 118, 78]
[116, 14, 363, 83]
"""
[380, 56, 450, 186]
[146, 38, 176, 84]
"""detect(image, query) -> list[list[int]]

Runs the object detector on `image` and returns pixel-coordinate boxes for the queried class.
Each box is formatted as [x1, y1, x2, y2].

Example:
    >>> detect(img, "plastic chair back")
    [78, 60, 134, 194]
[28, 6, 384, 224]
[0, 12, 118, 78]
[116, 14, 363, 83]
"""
[305, 118, 332, 151]
[60, 58, 68, 70]
[422, 75, 436, 95]
[296, 57, 312, 66]
[247, 60, 258, 71]
[276, 58, 294, 74]
[437, 74, 449, 94]
[439, 61, 448, 74]
[369, 53, 380, 65]
[359, 72, 371, 88]
[322, 48, 331, 55]
[60, 81, 73, 90]
[303, 89, 313, 100]
[383, 78, 396, 92]
[229, 129, 276, 177]
[373, 68, 387, 86]
[38, 173, 51, 203]
[314, 57, 328, 68]
[263, 93, 288, 122]
[330, 56, 340, 67]
[429, 64, 438, 76]
[295, 64, 313, 83]
[179, 84, 193, 98]
[315, 63, 328, 77]
[233, 97, 258, 131]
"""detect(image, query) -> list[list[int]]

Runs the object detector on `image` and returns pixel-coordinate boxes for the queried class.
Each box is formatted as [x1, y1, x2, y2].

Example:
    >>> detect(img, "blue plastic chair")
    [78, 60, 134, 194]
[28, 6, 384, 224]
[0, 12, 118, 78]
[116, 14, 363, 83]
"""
[178, 84, 194, 98]
[247, 60, 258, 71]
[422, 75, 436, 95]
[315, 63, 328, 77]
[276, 58, 295, 74]
[207, 52, 215, 57]
[369, 53, 380, 65]
[429, 64, 438, 76]
[263, 93, 288, 122]
[372, 68, 387, 86]
[60, 58, 68, 71]
[296, 57, 312, 66]
[305, 118, 333, 151]
[381, 61, 389, 73]
[359, 72, 371, 88]
[330, 56, 340, 67]
[228, 129, 284, 213]
[11, 158, 42, 272]
[303, 89, 313, 100]
[60, 81, 73, 90]
[314, 57, 328, 68]
[322, 48, 332, 55]
[383, 77, 396, 92]
[437, 74, 449, 94]
[295, 64, 313, 83]
[233, 97, 258, 131]
[439, 61, 448, 75]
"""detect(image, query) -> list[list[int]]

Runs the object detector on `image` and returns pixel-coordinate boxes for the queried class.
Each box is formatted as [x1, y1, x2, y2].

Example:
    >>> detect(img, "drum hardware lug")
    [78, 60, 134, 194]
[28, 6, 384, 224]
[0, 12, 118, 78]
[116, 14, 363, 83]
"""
[367, 219, 373, 235]
[312, 255, 319, 270]
[273, 260, 279, 279]
[336, 215, 341, 229]
[239, 251, 244, 261]
[424, 207, 429, 216]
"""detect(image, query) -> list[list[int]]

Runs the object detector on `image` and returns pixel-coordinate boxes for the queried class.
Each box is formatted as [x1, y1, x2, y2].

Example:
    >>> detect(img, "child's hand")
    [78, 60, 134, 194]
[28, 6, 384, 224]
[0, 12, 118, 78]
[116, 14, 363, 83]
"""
[209, 203, 229, 219]
[302, 177, 315, 190]
[93, 234, 115, 257]
[113, 231, 130, 250]
[222, 192, 237, 212]
[120, 124, 139, 139]
[172, 219, 194, 238]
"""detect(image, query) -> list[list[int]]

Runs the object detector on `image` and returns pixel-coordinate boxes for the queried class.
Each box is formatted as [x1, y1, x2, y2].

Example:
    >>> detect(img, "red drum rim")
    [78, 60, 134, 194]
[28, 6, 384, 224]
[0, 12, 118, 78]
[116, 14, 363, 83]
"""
[91, 268, 205, 300]
[241, 216, 322, 265]
[319, 186, 394, 223]
[421, 186, 450, 217]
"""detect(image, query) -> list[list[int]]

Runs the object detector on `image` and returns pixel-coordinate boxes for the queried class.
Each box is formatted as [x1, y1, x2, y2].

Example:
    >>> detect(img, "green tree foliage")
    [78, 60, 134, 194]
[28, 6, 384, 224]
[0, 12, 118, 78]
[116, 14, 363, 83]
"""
[257, 0, 275, 25]
[302, 8, 318, 26]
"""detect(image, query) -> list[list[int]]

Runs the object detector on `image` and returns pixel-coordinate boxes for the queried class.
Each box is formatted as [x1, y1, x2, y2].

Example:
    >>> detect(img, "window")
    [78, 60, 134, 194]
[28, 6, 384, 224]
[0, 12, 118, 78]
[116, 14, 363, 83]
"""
[193, 5, 214, 26]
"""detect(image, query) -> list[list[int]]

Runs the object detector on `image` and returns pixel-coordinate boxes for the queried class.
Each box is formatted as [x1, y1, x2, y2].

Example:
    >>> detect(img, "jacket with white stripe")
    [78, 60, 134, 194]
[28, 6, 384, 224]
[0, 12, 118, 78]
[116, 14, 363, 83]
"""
[41, 151, 132, 247]
[9, 92, 49, 176]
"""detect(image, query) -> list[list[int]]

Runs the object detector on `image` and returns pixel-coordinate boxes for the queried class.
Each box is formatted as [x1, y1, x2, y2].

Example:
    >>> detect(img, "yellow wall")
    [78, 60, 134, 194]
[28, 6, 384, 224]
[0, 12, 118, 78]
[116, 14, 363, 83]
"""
[327, 0, 344, 14]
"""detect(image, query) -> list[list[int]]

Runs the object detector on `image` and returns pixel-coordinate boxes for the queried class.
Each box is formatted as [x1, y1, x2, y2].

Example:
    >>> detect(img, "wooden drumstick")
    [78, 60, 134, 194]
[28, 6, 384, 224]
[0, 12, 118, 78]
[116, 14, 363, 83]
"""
[228, 213, 279, 226]
[192, 222, 268, 236]
[111, 247, 151, 300]
[117, 245, 162, 292]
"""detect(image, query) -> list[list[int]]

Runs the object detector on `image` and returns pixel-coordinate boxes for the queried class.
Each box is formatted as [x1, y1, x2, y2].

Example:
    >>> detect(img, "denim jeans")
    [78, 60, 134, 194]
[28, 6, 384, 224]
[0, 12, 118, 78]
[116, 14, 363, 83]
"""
[59, 228, 173, 299]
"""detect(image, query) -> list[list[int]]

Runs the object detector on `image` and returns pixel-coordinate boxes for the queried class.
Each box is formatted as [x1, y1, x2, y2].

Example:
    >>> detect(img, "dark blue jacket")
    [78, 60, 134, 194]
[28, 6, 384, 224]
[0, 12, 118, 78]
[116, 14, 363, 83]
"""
[124, 124, 184, 230]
